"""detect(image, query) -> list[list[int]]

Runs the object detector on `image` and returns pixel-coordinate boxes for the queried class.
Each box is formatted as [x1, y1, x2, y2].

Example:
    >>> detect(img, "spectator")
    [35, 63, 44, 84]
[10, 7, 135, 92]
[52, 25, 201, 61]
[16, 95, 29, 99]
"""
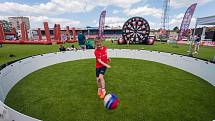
[86, 40, 94, 49]
[61, 34, 67, 43]
[193, 34, 201, 54]
[59, 44, 66, 51]
[78, 31, 86, 50]
[67, 45, 77, 51]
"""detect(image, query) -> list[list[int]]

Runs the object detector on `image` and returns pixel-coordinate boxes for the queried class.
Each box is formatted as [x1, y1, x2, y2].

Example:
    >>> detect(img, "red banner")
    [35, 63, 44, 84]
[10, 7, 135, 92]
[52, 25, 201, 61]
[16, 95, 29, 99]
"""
[98, 10, 106, 39]
[201, 41, 215, 47]
[177, 3, 197, 41]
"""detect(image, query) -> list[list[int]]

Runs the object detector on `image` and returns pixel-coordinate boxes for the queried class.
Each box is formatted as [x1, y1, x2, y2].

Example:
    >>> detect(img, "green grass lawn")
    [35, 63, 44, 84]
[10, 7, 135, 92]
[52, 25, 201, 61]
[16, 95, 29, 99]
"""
[5, 58, 215, 121]
[0, 41, 215, 66]
[0, 44, 58, 65]
[104, 41, 215, 61]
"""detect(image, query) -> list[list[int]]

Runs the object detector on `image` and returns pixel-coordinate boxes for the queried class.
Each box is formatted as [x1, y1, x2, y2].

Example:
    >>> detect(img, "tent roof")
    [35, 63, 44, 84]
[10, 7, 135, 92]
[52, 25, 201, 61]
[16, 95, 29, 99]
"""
[197, 15, 215, 25]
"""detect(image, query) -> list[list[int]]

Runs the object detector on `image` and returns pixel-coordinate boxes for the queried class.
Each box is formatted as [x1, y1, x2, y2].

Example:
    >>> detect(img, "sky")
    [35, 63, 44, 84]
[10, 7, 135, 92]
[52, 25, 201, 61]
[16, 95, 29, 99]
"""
[0, 0, 215, 30]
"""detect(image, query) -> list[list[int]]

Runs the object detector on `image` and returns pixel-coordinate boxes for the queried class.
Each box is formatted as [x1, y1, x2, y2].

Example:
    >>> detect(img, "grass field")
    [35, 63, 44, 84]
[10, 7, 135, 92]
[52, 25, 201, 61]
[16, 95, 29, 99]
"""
[0, 41, 215, 65]
[104, 41, 215, 61]
[5, 58, 215, 121]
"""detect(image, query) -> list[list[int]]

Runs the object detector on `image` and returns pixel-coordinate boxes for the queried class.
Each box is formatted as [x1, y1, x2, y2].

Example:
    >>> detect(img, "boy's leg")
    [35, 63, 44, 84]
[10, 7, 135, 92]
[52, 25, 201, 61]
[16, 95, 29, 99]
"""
[96, 77, 101, 87]
[84, 45, 86, 51]
[99, 74, 106, 99]
[197, 43, 200, 51]
[96, 68, 102, 96]
[99, 74, 105, 89]
[194, 43, 197, 53]
[96, 77, 102, 96]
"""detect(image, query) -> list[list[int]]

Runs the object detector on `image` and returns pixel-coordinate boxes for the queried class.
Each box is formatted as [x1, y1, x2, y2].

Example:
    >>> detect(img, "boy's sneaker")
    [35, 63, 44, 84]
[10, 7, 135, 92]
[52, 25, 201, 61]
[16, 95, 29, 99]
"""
[100, 90, 106, 99]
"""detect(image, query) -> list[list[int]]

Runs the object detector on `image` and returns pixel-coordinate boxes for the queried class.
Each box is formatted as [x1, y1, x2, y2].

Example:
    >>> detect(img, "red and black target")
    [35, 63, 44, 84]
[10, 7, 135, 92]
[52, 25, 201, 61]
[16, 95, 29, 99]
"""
[122, 17, 150, 44]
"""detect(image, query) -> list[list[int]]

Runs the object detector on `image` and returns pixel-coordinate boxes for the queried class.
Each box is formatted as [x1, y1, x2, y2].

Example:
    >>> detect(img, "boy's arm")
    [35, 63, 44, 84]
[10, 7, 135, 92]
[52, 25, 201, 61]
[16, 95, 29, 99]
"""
[108, 58, 111, 63]
[97, 59, 111, 68]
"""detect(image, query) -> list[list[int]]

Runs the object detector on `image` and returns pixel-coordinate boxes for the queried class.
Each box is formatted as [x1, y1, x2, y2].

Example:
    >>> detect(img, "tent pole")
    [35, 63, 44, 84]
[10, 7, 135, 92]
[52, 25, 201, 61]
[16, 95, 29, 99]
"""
[188, 21, 198, 56]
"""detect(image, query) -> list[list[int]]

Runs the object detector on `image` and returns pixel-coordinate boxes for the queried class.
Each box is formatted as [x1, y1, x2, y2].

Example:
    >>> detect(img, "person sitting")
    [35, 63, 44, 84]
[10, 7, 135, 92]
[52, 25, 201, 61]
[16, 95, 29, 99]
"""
[67, 45, 77, 51]
[86, 40, 94, 49]
[59, 44, 66, 51]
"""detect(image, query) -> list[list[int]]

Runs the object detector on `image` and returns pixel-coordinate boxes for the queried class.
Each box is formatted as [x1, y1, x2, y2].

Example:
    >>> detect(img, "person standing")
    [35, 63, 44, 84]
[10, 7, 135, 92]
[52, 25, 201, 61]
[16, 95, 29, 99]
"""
[193, 34, 201, 54]
[94, 39, 111, 99]
[78, 31, 86, 50]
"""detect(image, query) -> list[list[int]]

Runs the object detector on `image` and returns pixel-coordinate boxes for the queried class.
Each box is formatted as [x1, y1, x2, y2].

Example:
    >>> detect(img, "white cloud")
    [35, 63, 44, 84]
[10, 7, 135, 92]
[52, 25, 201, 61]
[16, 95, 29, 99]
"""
[104, 16, 160, 29]
[176, 13, 185, 19]
[170, 0, 213, 8]
[124, 5, 163, 18]
[0, 15, 80, 29]
[104, 16, 126, 27]
[93, 20, 97, 24]
[112, 10, 120, 14]
[148, 21, 160, 30]
[0, 0, 141, 17]
[0, 0, 142, 29]
[169, 13, 196, 29]
[29, 16, 81, 29]
[95, 0, 141, 8]
[0, 1, 91, 16]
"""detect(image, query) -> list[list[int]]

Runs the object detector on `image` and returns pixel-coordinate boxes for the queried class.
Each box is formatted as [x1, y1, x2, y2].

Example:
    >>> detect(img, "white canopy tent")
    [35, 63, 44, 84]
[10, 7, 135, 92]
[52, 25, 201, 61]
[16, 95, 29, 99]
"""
[196, 15, 215, 25]
[193, 15, 215, 40]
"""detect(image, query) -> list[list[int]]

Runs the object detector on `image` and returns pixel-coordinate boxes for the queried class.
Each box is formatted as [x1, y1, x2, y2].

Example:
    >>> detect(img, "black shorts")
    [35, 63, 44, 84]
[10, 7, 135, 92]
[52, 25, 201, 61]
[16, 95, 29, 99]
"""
[96, 67, 107, 77]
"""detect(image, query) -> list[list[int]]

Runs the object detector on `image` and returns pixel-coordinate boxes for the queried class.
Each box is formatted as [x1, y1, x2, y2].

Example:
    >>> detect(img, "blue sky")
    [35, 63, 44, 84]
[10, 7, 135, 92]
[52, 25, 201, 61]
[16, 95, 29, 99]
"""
[0, 0, 214, 29]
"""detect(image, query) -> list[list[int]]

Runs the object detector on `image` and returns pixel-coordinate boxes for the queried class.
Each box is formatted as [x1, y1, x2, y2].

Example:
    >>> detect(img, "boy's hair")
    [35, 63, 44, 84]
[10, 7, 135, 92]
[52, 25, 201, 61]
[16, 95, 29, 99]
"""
[94, 38, 102, 47]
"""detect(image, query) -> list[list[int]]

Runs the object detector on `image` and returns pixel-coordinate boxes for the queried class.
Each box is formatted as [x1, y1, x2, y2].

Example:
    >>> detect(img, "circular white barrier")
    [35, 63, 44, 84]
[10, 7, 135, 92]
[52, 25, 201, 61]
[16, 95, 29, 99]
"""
[0, 49, 215, 121]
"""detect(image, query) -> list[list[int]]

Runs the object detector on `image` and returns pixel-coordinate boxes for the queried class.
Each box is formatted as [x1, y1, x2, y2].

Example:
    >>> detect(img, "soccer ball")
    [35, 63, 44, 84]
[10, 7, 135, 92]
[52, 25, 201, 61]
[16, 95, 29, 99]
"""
[104, 93, 119, 110]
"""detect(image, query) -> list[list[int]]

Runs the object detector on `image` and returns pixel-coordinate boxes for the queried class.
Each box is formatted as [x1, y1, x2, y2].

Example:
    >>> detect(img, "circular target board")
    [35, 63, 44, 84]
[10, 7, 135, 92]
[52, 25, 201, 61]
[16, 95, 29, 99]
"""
[122, 17, 150, 44]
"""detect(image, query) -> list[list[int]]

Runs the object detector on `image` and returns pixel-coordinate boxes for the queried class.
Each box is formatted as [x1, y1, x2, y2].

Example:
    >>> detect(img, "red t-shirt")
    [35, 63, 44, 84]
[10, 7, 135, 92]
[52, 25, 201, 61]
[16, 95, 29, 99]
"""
[94, 46, 108, 68]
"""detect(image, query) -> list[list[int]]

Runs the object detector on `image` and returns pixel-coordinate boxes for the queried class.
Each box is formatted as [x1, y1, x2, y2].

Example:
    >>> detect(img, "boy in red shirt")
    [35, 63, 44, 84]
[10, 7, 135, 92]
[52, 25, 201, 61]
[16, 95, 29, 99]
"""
[94, 39, 111, 99]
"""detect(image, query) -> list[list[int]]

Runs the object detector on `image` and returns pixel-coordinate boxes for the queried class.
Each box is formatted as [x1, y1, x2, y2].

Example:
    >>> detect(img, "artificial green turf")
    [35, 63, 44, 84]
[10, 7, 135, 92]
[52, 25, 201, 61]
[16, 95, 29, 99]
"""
[0, 43, 72, 65]
[5, 58, 215, 121]
[103, 42, 215, 61]
[0, 41, 215, 65]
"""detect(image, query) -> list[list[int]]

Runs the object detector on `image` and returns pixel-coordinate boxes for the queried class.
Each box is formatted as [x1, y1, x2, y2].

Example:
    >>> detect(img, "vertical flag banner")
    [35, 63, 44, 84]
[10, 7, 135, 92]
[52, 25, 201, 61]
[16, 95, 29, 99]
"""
[177, 3, 197, 41]
[98, 10, 106, 39]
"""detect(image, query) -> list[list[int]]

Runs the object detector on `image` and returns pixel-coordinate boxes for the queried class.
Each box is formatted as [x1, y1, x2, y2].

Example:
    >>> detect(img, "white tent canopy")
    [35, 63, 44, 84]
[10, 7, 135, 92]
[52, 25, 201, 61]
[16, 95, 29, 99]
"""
[196, 15, 215, 25]
[193, 15, 215, 41]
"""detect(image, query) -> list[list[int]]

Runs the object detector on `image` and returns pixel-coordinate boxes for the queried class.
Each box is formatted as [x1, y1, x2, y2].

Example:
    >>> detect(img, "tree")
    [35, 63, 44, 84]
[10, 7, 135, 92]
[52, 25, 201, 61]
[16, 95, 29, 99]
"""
[0, 20, 12, 32]
[173, 26, 179, 32]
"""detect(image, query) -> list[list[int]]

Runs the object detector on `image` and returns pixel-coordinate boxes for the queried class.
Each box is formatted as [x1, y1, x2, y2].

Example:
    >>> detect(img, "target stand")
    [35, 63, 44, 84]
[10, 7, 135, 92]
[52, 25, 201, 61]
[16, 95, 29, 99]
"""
[122, 17, 150, 44]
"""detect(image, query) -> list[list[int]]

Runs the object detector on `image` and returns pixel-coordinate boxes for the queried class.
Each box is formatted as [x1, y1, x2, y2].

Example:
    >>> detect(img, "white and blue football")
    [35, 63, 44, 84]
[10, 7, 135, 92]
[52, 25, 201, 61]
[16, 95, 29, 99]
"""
[104, 93, 119, 110]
